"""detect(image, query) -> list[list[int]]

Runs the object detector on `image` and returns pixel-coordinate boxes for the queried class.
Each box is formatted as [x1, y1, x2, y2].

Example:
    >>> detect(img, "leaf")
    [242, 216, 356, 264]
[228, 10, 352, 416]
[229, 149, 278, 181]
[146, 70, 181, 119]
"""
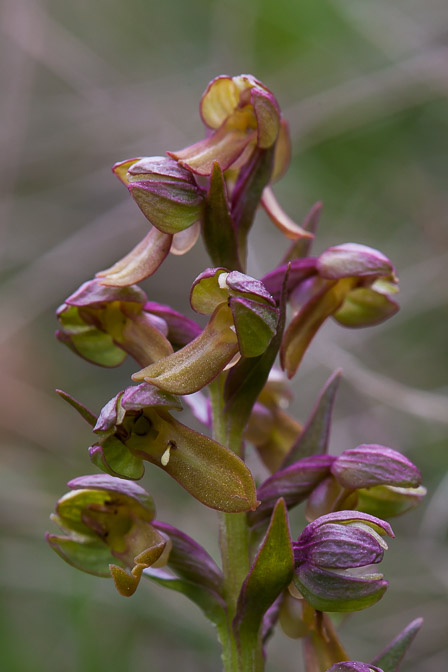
[371, 617, 423, 672]
[202, 162, 241, 270]
[231, 146, 274, 264]
[233, 499, 294, 670]
[282, 370, 341, 467]
[250, 455, 334, 526]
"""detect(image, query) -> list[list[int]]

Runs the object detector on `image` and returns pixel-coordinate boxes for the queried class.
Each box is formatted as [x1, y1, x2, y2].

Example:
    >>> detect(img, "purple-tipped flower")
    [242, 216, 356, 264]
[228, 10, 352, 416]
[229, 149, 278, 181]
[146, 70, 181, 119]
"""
[262, 243, 399, 378]
[325, 664, 383, 672]
[90, 382, 258, 513]
[307, 444, 424, 521]
[132, 268, 279, 394]
[331, 444, 421, 490]
[169, 75, 284, 177]
[293, 511, 394, 612]
[169, 75, 311, 251]
[95, 156, 204, 286]
[46, 475, 170, 597]
[56, 279, 201, 368]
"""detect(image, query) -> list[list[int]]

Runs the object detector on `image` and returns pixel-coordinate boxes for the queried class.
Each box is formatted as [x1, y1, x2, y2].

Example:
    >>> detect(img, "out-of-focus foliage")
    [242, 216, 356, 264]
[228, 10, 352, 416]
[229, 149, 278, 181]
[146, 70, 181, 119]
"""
[1, 0, 447, 670]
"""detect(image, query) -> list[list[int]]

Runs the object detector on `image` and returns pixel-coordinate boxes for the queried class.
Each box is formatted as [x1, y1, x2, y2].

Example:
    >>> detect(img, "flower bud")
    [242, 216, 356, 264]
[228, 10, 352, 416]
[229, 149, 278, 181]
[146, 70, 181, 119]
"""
[293, 511, 393, 612]
[277, 244, 399, 378]
[46, 475, 169, 597]
[331, 444, 422, 490]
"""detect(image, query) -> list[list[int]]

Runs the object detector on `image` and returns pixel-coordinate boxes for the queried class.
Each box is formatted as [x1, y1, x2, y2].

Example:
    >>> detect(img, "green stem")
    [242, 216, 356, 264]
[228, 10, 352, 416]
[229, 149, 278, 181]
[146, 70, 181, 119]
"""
[209, 377, 252, 672]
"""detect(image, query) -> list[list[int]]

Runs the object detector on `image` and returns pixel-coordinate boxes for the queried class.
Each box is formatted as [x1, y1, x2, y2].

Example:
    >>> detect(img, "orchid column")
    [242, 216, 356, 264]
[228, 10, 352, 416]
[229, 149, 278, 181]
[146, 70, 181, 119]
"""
[47, 75, 424, 672]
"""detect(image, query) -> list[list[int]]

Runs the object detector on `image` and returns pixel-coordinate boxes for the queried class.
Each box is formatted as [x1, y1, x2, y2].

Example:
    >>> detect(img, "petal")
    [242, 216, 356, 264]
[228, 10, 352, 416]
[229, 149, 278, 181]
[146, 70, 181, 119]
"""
[190, 267, 229, 315]
[250, 86, 281, 148]
[68, 473, 153, 512]
[89, 437, 146, 481]
[262, 187, 314, 240]
[251, 455, 334, 525]
[169, 112, 257, 176]
[294, 564, 388, 612]
[230, 296, 278, 358]
[317, 243, 395, 280]
[281, 279, 354, 378]
[128, 180, 203, 234]
[65, 279, 146, 308]
[295, 523, 385, 568]
[200, 74, 254, 129]
[332, 444, 421, 490]
[112, 158, 141, 186]
[128, 408, 258, 512]
[144, 301, 202, 348]
[333, 287, 399, 328]
[46, 533, 115, 577]
[271, 119, 291, 183]
[132, 303, 239, 394]
[96, 228, 172, 287]
[170, 220, 201, 255]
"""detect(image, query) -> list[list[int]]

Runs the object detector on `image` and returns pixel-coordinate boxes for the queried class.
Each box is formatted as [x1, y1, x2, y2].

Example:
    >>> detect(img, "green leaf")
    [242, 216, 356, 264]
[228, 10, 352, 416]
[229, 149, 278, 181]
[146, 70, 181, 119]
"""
[371, 617, 423, 672]
[202, 162, 242, 270]
[233, 499, 294, 670]
[282, 370, 341, 467]
[232, 146, 274, 266]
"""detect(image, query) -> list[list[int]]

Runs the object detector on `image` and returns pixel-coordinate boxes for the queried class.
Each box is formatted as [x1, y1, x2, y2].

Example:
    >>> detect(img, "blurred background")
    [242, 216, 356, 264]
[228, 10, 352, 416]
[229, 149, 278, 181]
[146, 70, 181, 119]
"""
[1, 0, 447, 670]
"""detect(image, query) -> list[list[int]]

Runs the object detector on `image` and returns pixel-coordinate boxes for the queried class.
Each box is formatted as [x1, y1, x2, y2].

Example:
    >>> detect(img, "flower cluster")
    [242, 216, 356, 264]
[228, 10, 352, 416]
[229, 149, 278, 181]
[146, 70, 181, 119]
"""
[47, 74, 424, 672]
